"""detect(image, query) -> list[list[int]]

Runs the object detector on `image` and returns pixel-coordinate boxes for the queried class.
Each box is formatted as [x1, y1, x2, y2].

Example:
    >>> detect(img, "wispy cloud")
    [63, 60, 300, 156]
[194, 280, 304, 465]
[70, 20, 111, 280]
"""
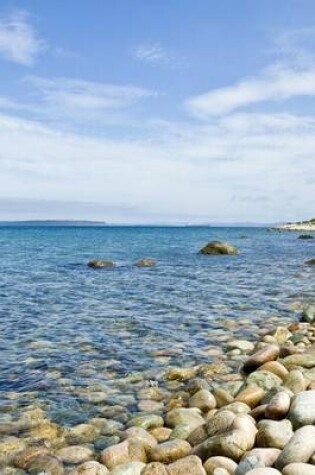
[0, 9, 44, 66]
[186, 65, 315, 118]
[133, 43, 170, 65]
[25, 76, 156, 112]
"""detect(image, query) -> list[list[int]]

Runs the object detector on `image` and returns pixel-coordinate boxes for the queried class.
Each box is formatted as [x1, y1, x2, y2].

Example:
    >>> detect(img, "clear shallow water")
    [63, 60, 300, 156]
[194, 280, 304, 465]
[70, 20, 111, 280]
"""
[0, 226, 314, 423]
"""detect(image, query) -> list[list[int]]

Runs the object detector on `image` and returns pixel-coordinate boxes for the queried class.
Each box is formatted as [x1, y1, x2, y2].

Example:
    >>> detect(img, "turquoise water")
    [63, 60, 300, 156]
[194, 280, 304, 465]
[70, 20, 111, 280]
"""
[0, 226, 314, 423]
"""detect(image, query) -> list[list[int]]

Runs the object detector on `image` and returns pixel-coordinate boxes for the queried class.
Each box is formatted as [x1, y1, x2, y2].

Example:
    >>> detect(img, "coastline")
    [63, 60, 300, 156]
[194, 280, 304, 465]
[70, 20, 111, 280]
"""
[270, 219, 315, 232]
[1, 303, 315, 474]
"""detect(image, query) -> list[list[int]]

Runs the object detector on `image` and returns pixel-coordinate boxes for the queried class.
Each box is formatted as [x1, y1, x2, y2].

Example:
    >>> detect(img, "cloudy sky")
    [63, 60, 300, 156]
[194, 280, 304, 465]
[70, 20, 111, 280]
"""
[0, 0, 314, 223]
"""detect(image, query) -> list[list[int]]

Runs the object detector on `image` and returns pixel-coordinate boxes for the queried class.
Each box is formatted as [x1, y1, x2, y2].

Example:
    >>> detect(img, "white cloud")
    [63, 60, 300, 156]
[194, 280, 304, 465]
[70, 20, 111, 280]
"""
[133, 44, 169, 64]
[186, 66, 315, 118]
[0, 110, 314, 223]
[0, 9, 43, 65]
[25, 76, 156, 113]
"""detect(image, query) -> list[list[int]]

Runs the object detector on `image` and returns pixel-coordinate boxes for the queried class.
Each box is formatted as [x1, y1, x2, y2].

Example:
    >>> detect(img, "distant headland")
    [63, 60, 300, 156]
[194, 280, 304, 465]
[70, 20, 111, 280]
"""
[271, 218, 315, 232]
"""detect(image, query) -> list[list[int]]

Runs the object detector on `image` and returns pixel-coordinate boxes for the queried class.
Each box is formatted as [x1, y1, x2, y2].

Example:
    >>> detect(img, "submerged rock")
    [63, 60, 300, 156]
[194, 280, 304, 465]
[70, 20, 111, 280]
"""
[87, 260, 115, 268]
[199, 241, 238, 255]
[298, 234, 314, 239]
[134, 259, 156, 267]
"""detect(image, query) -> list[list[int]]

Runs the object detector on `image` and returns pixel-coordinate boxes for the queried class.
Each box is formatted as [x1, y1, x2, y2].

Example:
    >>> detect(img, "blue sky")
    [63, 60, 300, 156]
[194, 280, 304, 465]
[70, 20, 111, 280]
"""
[0, 1, 314, 223]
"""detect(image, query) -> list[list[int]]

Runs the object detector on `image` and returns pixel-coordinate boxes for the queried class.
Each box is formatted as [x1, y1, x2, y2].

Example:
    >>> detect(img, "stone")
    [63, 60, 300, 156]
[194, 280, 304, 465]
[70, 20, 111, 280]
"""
[199, 241, 238, 256]
[87, 260, 115, 268]
[284, 369, 306, 394]
[29, 422, 60, 441]
[236, 385, 265, 408]
[14, 447, 51, 470]
[187, 378, 210, 395]
[100, 440, 147, 470]
[256, 419, 293, 449]
[235, 455, 264, 475]
[193, 429, 252, 462]
[110, 461, 146, 475]
[127, 415, 164, 431]
[305, 258, 315, 265]
[288, 390, 315, 428]
[227, 340, 254, 353]
[282, 463, 315, 475]
[169, 424, 193, 440]
[271, 327, 292, 345]
[148, 440, 191, 464]
[258, 362, 288, 381]
[301, 305, 315, 323]
[150, 428, 172, 443]
[244, 449, 281, 467]
[167, 455, 206, 475]
[276, 425, 315, 469]
[243, 346, 280, 372]
[66, 424, 100, 444]
[165, 367, 197, 381]
[68, 461, 109, 475]
[212, 388, 234, 408]
[246, 470, 281, 475]
[203, 456, 237, 474]
[205, 411, 235, 438]
[125, 427, 158, 450]
[187, 424, 208, 446]
[141, 462, 169, 475]
[231, 415, 257, 449]
[165, 408, 204, 431]
[55, 446, 94, 464]
[217, 402, 251, 415]
[134, 259, 156, 267]
[189, 390, 216, 412]
[90, 418, 123, 436]
[246, 371, 282, 392]
[27, 455, 64, 475]
[282, 354, 315, 369]
[265, 391, 291, 420]
[0, 437, 26, 466]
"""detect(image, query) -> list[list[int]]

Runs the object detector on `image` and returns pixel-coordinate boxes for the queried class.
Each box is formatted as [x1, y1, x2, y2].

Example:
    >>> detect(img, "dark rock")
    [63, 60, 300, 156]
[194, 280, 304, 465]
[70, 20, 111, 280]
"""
[298, 234, 314, 239]
[87, 260, 115, 268]
[199, 241, 239, 255]
[305, 258, 315, 265]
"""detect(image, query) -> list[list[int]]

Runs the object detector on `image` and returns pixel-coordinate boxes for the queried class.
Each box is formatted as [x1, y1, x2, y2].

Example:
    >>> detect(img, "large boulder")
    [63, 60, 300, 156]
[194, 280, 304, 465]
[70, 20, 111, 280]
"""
[199, 241, 238, 256]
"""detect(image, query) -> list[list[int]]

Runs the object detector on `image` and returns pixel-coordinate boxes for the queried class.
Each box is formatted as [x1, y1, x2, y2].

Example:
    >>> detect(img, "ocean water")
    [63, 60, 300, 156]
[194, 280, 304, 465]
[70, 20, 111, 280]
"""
[0, 226, 314, 424]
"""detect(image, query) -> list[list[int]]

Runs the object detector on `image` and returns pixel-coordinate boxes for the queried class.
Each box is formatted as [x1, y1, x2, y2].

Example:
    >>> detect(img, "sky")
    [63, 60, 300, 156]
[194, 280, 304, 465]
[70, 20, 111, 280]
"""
[0, 0, 314, 223]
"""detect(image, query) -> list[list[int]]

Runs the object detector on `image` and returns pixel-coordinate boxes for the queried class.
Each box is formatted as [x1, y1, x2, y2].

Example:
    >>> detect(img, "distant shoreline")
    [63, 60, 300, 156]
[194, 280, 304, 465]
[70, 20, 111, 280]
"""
[0, 220, 271, 228]
[270, 218, 315, 232]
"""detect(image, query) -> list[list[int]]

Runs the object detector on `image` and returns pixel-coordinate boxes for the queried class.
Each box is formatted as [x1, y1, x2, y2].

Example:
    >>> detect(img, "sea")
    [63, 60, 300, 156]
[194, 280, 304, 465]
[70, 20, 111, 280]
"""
[0, 225, 314, 425]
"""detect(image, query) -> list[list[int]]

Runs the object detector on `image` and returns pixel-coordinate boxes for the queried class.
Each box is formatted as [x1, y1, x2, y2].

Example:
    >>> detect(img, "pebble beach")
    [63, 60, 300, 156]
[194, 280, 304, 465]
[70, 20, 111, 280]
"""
[0, 226, 314, 475]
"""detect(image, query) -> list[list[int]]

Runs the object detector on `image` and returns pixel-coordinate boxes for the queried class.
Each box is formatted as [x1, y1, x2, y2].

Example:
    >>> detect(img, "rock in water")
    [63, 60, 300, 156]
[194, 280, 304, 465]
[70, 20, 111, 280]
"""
[301, 304, 315, 324]
[305, 258, 315, 265]
[87, 260, 115, 268]
[199, 241, 239, 255]
[134, 259, 156, 267]
[298, 234, 314, 239]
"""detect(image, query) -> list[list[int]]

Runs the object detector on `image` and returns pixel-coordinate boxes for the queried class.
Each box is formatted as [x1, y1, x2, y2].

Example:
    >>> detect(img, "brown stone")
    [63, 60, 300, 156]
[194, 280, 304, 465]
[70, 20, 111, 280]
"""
[243, 345, 280, 373]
